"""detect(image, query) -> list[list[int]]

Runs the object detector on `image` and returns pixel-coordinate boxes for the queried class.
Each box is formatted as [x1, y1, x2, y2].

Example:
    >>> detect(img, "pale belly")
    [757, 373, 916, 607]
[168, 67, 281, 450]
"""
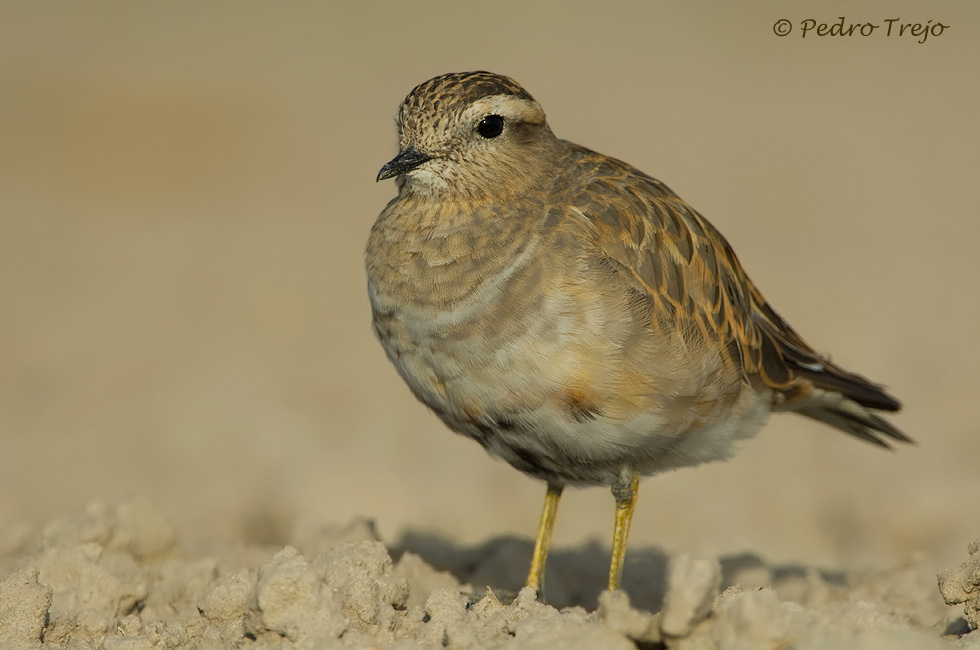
[369, 276, 771, 487]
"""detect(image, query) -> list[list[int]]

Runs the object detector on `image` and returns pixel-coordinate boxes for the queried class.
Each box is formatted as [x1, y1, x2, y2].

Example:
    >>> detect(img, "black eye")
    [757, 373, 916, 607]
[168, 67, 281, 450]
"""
[477, 115, 504, 139]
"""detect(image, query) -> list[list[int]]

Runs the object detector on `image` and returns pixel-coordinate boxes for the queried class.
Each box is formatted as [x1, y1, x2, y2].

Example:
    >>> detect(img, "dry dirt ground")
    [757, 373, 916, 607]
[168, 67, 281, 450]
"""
[2, 2, 979, 648]
[1, 497, 979, 648]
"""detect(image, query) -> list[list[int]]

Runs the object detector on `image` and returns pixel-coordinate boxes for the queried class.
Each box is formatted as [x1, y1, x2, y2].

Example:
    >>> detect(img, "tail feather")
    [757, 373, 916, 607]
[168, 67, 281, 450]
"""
[793, 394, 913, 448]
[786, 353, 912, 447]
[792, 362, 902, 413]
[747, 300, 911, 447]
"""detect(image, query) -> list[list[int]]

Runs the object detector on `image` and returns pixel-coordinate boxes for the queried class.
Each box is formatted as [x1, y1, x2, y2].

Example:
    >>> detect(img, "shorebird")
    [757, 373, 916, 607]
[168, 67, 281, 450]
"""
[366, 71, 910, 597]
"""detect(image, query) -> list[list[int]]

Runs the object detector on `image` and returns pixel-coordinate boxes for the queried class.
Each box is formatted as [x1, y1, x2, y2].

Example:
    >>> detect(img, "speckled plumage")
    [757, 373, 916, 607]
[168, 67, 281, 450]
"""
[366, 71, 910, 595]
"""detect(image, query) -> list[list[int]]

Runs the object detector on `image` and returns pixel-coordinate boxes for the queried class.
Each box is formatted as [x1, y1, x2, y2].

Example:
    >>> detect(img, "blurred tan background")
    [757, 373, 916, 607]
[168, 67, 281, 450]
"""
[1, 1, 977, 578]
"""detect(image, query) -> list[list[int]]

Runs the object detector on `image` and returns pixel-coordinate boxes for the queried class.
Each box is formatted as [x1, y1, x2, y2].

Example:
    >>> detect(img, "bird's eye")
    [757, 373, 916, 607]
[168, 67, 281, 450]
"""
[477, 115, 504, 139]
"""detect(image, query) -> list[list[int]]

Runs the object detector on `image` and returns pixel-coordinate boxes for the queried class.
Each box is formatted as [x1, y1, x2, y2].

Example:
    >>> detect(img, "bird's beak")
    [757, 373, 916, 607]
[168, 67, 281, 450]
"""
[376, 147, 432, 182]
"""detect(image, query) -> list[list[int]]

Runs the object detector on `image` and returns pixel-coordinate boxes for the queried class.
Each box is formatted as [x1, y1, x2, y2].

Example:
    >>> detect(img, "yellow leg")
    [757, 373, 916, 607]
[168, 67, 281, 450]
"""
[608, 469, 639, 591]
[525, 483, 563, 595]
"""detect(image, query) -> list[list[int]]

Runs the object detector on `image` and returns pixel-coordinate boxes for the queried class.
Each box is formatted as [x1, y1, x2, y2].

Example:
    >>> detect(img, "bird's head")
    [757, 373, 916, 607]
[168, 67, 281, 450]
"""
[377, 71, 559, 200]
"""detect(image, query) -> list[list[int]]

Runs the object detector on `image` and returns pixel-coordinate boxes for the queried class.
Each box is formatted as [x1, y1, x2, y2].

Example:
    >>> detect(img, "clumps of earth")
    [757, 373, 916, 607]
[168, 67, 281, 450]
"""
[0, 497, 977, 649]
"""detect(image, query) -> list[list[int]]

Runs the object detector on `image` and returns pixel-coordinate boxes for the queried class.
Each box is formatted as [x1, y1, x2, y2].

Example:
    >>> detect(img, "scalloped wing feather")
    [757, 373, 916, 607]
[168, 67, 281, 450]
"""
[567, 145, 910, 447]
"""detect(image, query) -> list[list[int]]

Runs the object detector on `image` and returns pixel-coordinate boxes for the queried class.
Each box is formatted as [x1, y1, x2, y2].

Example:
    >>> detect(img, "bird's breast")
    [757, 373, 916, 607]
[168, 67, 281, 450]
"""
[366, 197, 769, 485]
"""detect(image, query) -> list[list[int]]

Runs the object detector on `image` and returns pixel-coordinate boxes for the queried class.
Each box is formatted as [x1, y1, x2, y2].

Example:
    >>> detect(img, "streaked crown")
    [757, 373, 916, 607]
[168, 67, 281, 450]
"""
[398, 71, 536, 130]
[395, 71, 546, 150]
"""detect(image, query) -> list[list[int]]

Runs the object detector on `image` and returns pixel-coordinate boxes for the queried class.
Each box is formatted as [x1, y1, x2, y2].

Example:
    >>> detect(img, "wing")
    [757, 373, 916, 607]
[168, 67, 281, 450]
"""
[563, 145, 911, 448]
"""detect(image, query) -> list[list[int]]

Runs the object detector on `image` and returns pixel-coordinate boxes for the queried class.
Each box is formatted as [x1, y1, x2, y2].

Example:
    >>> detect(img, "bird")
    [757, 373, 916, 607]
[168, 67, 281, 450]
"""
[365, 71, 910, 598]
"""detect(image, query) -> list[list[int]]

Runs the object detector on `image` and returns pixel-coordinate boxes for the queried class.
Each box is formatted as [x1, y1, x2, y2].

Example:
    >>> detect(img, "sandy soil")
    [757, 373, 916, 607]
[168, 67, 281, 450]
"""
[0, 496, 977, 648]
[2, 2, 979, 648]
